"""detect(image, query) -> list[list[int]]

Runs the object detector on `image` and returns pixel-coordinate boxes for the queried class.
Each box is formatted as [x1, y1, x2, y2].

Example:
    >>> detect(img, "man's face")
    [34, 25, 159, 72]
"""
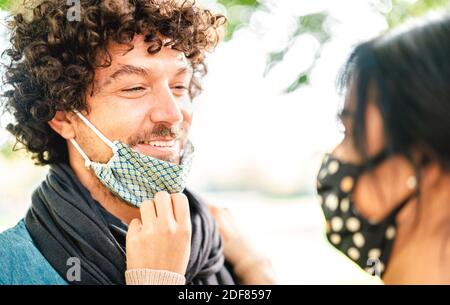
[73, 35, 193, 164]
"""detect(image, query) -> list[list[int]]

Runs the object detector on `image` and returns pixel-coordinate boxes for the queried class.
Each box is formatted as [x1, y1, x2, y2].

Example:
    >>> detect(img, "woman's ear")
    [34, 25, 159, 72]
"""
[48, 111, 76, 140]
[421, 160, 442, 190]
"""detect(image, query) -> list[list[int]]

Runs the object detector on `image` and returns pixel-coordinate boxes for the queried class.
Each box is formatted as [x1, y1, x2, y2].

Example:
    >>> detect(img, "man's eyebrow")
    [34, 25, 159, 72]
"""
[94, 65, 151, 94]
[175, 65, 194, 77]
[110, 64, 152, 80]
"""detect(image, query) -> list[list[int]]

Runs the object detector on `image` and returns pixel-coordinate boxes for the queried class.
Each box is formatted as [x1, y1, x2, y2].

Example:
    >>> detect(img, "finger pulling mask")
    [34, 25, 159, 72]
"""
[70, 111, 194, 208]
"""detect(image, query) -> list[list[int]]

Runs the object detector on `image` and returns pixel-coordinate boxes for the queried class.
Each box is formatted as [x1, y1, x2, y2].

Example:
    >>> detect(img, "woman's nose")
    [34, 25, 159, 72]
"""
[331, 139, 361, 164]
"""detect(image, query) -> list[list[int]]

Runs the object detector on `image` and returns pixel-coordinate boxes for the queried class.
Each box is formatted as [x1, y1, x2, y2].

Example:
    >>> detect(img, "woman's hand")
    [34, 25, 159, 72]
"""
[208, 205, 242, 244]
[208, 204, 278, 284]
[208, 204, 251, 266]
[126, 192, 192, 275]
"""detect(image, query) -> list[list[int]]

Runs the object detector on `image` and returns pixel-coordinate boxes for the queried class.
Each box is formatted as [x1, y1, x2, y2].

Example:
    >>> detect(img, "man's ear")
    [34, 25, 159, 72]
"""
[48, 111, 76, 140]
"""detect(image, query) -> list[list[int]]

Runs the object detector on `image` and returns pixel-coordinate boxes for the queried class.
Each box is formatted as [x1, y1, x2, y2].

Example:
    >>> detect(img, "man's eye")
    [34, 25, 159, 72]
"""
[172, 85, 189, 97]
[122, 86, 145, 92]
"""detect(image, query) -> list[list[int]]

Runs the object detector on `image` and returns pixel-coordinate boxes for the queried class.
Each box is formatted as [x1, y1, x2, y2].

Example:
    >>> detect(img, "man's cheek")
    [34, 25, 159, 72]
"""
[180, 98, 194, 119]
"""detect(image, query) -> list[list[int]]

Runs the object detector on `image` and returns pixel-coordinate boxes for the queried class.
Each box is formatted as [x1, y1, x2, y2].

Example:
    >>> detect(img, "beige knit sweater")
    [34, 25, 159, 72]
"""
[125, 236, 278, 285]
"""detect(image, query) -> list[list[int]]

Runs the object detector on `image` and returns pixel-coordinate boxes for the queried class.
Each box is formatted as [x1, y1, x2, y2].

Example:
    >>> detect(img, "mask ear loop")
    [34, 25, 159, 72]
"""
[70, 110, 119, 168]
[70, 138, 92, 168]
[73, 110, 118, 153]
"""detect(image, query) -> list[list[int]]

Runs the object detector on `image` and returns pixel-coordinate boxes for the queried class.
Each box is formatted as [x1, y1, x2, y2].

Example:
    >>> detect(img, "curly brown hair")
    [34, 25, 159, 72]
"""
[2, 0, 226, 165]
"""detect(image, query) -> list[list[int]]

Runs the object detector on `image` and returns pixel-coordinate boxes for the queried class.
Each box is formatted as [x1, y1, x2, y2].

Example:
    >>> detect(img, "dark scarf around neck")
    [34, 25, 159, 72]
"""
[25, 163, 236, 285]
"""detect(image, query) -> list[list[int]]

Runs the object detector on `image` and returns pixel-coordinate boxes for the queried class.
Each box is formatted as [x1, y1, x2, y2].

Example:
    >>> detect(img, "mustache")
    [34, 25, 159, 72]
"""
[127, 124, 182, 146]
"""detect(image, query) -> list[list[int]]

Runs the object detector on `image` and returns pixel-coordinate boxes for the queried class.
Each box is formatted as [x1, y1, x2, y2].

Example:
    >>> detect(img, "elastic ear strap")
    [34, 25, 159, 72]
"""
[73, 110, 117, 152]
[70, 138, 92, 167]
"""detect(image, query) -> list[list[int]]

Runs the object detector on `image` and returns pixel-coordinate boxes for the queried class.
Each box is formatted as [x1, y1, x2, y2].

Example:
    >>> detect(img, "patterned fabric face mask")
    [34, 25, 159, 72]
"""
[69, 111, 194, 207]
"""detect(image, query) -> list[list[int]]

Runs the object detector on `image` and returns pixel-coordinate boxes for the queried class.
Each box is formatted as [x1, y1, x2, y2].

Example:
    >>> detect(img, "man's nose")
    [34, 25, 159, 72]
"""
[150, 86, 183, 126]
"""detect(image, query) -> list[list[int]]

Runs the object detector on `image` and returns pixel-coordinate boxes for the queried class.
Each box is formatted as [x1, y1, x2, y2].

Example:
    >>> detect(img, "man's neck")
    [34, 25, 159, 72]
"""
[69, 157, 141, 225]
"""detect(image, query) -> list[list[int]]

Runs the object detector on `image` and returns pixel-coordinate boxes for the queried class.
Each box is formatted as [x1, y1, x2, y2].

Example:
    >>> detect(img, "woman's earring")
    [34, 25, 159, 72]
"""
[406, 176, 417, 190]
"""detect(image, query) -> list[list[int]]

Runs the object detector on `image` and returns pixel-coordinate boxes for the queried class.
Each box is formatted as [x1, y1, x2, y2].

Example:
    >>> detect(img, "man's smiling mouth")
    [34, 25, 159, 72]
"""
[134, 138, 181, 160]
[139, 140, 176, 147]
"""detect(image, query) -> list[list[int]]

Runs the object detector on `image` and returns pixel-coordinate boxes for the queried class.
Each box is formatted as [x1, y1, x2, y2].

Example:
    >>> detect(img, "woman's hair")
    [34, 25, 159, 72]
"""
[2, 0, 226, 165]
[338, 13, 450, 169]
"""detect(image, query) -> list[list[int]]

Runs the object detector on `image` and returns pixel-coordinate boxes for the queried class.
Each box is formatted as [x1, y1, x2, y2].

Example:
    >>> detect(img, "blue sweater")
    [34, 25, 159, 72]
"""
[0, 219, 68, 285]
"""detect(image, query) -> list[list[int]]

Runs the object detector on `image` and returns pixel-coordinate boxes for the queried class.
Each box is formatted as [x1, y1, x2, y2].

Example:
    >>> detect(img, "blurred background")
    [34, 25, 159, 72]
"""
[0, 0, 449, 283]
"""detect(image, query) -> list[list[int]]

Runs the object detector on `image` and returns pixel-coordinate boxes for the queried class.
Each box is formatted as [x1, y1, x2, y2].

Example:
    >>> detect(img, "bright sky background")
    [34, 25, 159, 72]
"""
[188, 0, 389, 194]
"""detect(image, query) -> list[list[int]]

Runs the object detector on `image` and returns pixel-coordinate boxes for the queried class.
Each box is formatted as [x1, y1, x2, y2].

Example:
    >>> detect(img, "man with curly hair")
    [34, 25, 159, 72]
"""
[0, 0, 241, 285]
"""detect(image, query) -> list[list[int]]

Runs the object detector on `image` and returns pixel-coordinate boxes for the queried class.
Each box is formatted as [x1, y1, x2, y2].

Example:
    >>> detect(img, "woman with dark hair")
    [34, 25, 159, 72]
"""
[211, 13, 450, 284]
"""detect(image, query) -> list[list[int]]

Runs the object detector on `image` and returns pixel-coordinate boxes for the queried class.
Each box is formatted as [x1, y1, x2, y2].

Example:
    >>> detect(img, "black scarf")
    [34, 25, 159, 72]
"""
[25, 163, 237, 285]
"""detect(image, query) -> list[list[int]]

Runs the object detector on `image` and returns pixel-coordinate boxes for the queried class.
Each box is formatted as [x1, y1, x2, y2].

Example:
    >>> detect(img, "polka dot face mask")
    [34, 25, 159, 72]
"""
[69, 111, 194, 208]
[316, 151, 416, 277]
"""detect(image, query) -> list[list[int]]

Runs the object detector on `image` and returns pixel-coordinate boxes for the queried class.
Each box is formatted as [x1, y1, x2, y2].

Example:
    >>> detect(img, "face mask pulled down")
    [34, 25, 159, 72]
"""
[70, 111, 194, 208]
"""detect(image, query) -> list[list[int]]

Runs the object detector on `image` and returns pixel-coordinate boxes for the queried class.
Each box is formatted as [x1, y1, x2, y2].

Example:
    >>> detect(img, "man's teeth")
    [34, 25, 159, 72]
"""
[141, 140, 175, 147]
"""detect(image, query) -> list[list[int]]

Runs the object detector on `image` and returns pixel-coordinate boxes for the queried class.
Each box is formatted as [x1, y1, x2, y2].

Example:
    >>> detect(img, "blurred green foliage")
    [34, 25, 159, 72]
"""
[264, 12, 331, 93]
[388, 0, 450, 27]
[217, 0, 260, 39]
[0, 0, 11, 10]
[263, 0, 450, 93]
